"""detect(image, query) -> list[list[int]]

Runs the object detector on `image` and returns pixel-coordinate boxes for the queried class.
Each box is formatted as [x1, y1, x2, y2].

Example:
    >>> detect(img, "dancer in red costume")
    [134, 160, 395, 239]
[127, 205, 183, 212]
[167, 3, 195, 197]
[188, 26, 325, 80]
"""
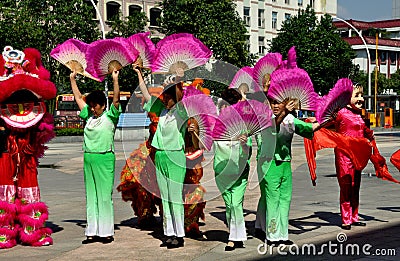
[325, 84, 373, 230]
[0, 46, 56, 248]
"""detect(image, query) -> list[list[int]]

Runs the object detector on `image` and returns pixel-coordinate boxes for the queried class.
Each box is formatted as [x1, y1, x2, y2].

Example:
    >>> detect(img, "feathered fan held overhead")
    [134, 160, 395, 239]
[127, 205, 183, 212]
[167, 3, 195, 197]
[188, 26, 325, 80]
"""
[86, 38, 139, 82]
[268, 68, 319, 111]
[229, 66, 257, 93]
[252, 52, 282, 92]
[126, 32, 156, 70]
[151, 33, 212, 77]
[315, 78, 353, 124]
[50, 38, 99, 81]
[212, 99, 273, 140]
[181, 86, 218, 150]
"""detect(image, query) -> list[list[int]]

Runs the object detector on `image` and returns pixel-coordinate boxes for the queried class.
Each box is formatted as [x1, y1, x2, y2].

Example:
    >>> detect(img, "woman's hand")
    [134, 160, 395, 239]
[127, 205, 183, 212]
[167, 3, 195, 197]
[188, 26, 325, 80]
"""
[285, 100, 296, 112]
[112, 69, 119, 81]
[237, 134, 248, 144]
[70, 70, 77, 80]
[188, 123, 199, 133]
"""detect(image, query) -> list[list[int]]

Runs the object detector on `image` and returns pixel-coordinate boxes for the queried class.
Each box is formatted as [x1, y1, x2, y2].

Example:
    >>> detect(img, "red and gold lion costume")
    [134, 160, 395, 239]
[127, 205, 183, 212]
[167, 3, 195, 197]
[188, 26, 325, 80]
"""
[0, 46, 56, 248]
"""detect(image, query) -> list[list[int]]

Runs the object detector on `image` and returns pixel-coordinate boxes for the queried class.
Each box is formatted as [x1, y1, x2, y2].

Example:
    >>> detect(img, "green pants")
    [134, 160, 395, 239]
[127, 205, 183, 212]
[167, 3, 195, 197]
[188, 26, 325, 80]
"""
[155, 150, 186, 237]
[83, 152, 115, 237]
[217, 164, 249, 241]
[261, 160, 292, 241]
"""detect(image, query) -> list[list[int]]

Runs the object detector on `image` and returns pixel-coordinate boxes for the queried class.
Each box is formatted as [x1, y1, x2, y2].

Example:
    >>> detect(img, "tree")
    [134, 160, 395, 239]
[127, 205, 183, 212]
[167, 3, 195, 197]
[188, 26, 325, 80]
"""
[158, 0, 255, 95]
[269, 6, 357, 95]
[0, 0, 102, 96]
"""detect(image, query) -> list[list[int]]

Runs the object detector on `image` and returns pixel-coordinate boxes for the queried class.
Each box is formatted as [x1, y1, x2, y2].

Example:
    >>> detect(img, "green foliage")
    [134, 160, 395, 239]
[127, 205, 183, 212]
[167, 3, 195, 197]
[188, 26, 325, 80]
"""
[269, 6, 357, 95]
[0, 0, 103, 110]
[158, 0, 255, 94]
[55, 128, 84, 136]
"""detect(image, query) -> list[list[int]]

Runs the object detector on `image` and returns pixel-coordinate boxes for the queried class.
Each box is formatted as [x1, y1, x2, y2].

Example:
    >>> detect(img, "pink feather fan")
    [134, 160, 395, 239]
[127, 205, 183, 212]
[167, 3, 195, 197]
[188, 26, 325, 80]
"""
[126, 32, 156, 69]
[181, 86, 218, 150]
[151, 33, 212, 77]
[229, 66, 257, 93]
[315, 78, 353, 124]
[86, 38, 139, 81]
[50, 38, 99, 81]
[212, 99, 273, 140]
[253, 52, 282, 92]
[268, 68, 319, 111]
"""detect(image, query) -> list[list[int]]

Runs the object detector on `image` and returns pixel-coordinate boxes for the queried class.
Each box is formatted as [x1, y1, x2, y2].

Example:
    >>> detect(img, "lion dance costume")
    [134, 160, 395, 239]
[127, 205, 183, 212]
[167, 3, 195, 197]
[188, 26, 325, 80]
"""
[0, 46, 56, 248]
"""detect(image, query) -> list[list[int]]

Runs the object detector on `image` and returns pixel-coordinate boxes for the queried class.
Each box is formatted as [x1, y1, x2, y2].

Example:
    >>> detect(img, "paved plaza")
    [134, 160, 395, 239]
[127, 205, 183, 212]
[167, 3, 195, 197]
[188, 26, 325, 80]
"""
[1, 131, 400, 260]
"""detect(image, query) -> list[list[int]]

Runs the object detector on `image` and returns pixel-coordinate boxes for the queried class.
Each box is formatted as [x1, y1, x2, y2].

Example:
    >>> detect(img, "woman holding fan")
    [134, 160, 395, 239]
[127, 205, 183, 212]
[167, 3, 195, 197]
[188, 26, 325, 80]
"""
[213, 88, 252, 251]
[133, 65, 198, 249]
[330, 84, 374, 230]
[70, 69, 122, 244]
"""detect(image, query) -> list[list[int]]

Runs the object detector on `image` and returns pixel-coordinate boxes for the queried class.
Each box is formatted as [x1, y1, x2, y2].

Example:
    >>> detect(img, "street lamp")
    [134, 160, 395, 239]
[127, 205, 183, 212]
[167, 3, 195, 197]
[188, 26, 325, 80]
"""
[333, 17, 372, 111]
[89, 0, 109, 109]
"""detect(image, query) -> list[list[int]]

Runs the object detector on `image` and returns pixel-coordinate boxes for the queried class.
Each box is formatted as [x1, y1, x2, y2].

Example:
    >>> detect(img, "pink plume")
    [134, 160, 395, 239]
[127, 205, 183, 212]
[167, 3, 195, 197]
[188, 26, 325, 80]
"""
[286, 46, 297, 69]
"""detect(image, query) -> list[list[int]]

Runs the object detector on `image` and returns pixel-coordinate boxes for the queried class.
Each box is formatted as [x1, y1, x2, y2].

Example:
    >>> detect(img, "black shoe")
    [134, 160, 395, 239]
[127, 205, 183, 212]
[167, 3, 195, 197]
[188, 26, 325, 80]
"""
[225, 241, 235, 251]
[167, 237, 184, 249]
[279, 240, 294, 246]
[266, 240, 280, 246]
[101, 236, 114, 244]
[234, 241, 244, 248]
[341, 224, 351, 230]
[352, 221, 366, 226]
[82, 236, 98, 244]
[160, 236, 174, 247]
[254, 228, 266, 241]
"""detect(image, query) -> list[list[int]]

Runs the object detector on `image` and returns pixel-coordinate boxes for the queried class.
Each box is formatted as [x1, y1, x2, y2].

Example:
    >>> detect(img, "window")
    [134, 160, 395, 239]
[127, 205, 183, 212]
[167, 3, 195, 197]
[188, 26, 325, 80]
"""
[129, 5, 142, 17]
[310, 0, 314, 8]
[259, 37, 265, 55]
[244, 7, 250, 27]
[380, 51, 387, 64]
[285, 0, 290, 4]
[272, 0, 276, 2]
[83, 0, 98, 19]
[150, 8, 161, 27]
[258, 9, 265, 28]
[298, 0, 303, 6]
[285, 13, 291, 21]
[371, 51, 376, 64]
[272, 12, 278, 29]
[390, 51, 396, 65]
[106, 1, 120, 21]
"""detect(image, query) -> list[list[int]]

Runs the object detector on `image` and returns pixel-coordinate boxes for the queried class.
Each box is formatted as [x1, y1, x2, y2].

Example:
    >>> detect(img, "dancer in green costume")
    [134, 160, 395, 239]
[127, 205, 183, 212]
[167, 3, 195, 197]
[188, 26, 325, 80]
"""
[134, 66, 197, 249]
[213, 89, 252, 251]
[70, 69, 122, 244]
[258, 98, 319, 245]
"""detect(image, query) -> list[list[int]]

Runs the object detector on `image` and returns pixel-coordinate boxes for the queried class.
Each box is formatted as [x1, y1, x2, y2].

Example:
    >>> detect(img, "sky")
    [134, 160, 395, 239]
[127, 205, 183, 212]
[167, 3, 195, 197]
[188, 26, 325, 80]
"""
[337, 0, 392, 21]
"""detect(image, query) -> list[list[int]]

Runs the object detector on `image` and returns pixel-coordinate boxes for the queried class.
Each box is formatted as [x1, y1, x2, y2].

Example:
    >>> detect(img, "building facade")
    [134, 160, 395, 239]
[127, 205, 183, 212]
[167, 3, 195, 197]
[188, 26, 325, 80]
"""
[89, 1, 336, 57]
[85, 0, 163, 38]
[234, 0, 337, 56]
